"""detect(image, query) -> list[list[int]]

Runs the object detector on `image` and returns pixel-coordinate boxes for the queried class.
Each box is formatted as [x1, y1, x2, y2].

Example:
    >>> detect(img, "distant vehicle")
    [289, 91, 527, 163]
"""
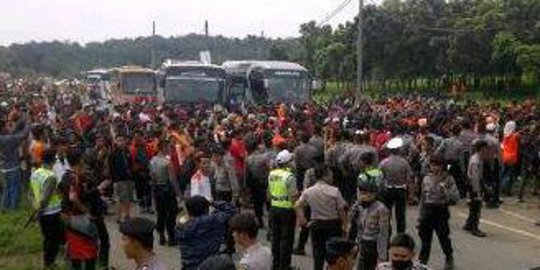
[222, 60, 313, 105]
[84, 69, 110, 101]
[109, 66, 157, 104]
[157, 60, 227, 105]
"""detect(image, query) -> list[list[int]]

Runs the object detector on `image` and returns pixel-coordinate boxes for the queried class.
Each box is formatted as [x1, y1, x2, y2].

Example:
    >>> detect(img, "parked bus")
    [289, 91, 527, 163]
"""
[222, 60, 313, 105]
[109, 66, 157, 104]
[84, 69, 110, 102]
[158, 60, 227, 105]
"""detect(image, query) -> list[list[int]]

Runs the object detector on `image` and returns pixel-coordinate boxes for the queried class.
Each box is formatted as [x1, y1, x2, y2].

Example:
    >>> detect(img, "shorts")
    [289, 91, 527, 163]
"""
[115, 181, 134, 203]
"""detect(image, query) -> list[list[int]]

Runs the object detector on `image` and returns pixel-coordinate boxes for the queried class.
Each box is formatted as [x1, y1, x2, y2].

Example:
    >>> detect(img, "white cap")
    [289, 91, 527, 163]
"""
[486, 123, 496, 132]
[387, 137, 404, 149]
[276, 150, 293, 164]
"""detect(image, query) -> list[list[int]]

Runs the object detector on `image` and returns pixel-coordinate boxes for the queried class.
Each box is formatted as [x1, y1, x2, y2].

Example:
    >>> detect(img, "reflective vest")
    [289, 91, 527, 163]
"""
[31, 167, 62, 215]
[268, 168, 294, 209]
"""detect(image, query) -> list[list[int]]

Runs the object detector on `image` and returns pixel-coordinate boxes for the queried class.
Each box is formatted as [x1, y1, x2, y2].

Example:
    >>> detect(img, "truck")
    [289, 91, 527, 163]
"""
[222, 60, 313, 105]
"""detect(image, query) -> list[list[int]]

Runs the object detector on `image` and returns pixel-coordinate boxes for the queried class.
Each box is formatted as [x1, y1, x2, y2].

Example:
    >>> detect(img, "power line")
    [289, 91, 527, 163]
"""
[318, 0, 354, 27]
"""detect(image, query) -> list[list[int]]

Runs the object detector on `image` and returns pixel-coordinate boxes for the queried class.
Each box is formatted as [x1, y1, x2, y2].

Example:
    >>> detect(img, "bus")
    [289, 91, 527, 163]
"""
[158, 60, 227, 105]
[109, 66, 157, 104]
[222, 60, 313, 105]
[84, 69, 110, 102]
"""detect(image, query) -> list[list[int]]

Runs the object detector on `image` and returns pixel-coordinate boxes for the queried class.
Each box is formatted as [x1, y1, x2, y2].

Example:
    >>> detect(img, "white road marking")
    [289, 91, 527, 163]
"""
[498, 208, 538, 223]
[456, 212, 540, 241]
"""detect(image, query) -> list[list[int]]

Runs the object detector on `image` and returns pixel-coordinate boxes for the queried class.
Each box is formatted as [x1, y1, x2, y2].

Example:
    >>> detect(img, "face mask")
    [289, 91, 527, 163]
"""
[360, 200, 374, 208]
[392, 260, 413, 270]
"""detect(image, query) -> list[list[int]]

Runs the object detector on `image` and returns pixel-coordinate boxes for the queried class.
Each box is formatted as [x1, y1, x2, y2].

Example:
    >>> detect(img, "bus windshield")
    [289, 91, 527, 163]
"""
[164, 77, 223, 103]
[121, 73, 156, 95]
[264, 70, 310, 103]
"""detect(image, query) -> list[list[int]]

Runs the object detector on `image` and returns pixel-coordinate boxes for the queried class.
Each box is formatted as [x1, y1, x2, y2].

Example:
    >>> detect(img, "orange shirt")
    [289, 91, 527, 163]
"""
[502, 133, 520, 165]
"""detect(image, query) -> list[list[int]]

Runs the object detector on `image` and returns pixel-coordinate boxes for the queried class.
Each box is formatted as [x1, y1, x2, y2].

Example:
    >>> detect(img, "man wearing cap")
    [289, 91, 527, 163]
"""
[268, 149, 297, 270]
[30, 147, 65, 268]
[349, 152, 390, 270]
[119, 217, 167, 270]
[379, 137, 413, 234]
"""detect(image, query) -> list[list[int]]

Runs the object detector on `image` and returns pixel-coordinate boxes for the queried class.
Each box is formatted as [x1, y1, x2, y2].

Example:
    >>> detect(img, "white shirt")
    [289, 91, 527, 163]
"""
[190, 170, 213, 202]
[238, 242, 272, 270]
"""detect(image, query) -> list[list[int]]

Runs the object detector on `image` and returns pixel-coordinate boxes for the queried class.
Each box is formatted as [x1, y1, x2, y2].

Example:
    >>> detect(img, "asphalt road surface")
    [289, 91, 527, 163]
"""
[107, 196, 540, 270]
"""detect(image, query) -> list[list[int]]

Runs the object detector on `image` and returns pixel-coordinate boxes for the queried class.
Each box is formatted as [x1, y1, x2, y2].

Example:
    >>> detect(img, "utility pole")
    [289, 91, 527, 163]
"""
[205, 20, 209, 37]
[356, 0, 364, 101]
[151, 21, 156, 68]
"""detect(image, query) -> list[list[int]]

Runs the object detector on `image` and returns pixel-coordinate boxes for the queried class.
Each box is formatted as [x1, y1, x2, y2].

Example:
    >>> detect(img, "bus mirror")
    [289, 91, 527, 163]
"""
[263, 79, 270, 89]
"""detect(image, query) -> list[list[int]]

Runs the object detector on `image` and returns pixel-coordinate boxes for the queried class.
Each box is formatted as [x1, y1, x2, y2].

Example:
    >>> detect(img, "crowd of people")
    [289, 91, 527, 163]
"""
[0, 80, 539, 270]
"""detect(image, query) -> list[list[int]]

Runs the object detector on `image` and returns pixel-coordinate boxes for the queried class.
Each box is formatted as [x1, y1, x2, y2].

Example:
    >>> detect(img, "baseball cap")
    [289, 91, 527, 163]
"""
[276, 150, 293, 164]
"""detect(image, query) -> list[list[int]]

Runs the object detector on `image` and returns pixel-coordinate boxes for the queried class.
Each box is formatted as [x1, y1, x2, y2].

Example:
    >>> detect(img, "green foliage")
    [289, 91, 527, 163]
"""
[0, 210, 44, 269]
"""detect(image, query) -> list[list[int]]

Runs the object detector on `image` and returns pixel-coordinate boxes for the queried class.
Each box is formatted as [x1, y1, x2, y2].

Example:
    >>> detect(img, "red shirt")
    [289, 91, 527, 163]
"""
[230, 138, 247, 180]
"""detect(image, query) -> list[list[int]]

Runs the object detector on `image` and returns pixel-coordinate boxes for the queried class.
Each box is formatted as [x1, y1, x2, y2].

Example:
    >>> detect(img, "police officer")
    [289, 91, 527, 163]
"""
[268, 150, 297, 270]
[349, 153, 390, 270]
[417, 155, 459, 269]
[30, 148, 64, 268]
[380, 137, 413, 234]
[149, 140, 181, 246]
[464, 140, 488, 237]
[295, 163, 347, 270]
[436, 125, 466, 198]
[481, 123, 502, 208]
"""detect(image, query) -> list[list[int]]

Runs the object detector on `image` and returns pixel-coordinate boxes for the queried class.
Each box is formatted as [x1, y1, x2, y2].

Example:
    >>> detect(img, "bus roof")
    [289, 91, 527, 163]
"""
[160, 60, 222, 70]
[111, 66, 155, 74]
[222, 61, 308, 73]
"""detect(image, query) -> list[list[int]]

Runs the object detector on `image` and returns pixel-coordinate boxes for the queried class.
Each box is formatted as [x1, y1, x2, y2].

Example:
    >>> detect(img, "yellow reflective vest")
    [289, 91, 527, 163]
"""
[30, 167, 62, 215]
[268, 168, 294, 209]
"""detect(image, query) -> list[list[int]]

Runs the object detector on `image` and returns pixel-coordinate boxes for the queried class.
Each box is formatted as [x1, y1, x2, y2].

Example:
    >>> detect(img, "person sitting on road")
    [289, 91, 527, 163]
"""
[176, 195, 235, 270]
[119, 217, 167, 270]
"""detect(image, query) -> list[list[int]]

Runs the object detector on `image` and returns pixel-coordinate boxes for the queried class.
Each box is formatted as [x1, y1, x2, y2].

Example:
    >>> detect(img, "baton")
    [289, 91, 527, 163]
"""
[23, 210, 38, 228]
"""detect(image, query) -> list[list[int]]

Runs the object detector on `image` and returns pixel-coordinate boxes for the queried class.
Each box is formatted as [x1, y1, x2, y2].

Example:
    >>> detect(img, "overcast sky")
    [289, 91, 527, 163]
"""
[0, 0, 370, 46]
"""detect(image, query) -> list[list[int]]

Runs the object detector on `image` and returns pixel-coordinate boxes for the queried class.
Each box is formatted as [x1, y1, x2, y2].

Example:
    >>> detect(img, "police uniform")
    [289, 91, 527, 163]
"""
[379, 138, 413, 234]
[418, 170, 459, 267]
[31, 166, 64, 268]
[481, 130, 501, 207]
[437, 135, 467, 198]
[296, 174, 347, 270]
[349, 168, 389, 270]
[268, 150, 297, 270]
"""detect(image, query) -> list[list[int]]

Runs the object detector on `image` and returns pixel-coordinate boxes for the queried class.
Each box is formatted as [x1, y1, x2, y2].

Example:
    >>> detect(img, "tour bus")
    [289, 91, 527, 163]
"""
[84, 69, 110, 101]
[222, 60, 313, 105]
[158, 60, 227, 105]
[109, 66, 157, 104]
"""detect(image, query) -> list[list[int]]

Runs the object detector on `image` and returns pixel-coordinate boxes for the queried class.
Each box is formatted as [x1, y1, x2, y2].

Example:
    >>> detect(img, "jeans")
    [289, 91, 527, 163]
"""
[483, 160, 501, 205]
[311, 220, 342, 270]
[1, 168, 22, 210]
[39, 213, 65, 267]
[418, 204, 453, 264]
[270, 207, 296, 270]
[382, 188, 407, 234]
[501, 164, 519, 196]
[250, 185, 267, 226]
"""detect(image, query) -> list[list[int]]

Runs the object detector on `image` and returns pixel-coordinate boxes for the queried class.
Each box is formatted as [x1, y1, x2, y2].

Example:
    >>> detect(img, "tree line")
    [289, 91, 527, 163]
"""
[0, 0, 538, 96]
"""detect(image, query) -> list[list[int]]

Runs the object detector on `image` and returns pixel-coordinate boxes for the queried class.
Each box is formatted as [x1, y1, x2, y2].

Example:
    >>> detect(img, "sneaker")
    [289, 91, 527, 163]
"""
[293, 247, 306, 256]
[462, 225, 472, 231]
[471, 230, 487, 237]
